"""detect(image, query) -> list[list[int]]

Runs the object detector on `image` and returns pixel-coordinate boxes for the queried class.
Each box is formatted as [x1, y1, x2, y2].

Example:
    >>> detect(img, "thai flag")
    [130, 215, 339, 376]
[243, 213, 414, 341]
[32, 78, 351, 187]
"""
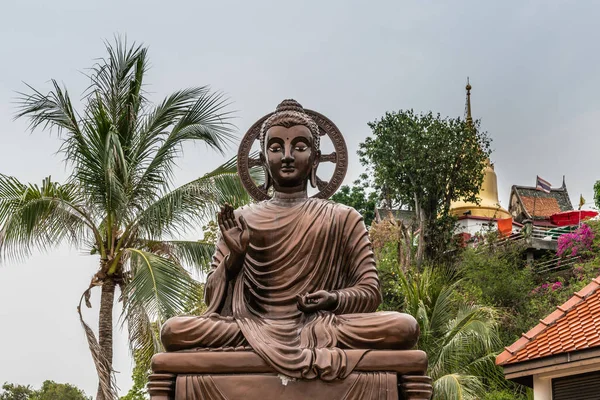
[536, 176, 551, 193]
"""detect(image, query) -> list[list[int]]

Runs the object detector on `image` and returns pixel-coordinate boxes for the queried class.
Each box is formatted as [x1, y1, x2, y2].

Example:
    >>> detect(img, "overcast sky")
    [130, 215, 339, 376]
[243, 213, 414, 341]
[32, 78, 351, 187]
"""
[1, 0, 599, 396]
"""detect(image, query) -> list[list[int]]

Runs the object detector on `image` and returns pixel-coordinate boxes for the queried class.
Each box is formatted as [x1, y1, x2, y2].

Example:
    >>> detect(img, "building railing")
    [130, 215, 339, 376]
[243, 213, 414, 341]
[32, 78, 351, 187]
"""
[533, 255, 581, 274]
[469, 224, 583, 274]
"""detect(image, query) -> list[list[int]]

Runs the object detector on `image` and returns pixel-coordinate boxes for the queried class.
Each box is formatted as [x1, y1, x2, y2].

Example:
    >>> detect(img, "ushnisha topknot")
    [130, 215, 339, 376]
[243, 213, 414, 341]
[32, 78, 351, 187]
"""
[260, 99, 321, 153]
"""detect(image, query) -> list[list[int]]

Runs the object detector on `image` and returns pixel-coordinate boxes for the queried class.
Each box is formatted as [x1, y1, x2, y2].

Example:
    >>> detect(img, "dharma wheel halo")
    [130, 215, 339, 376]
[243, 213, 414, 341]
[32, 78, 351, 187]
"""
[237, 108, 348, 201]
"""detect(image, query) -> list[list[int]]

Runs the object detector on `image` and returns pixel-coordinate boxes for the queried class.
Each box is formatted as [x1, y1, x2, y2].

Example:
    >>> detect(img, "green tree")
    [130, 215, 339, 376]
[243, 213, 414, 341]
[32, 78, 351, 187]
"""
[0, 383, 34, 400]
[359, 110, 491, 264]
[331, 177, 378, 226]
[31, 380, 91, 400]
[594, 180, 600, 210]
[458, 241, 534, 345]
[1, 381, 91, 400]
[0, 39, 252, 399]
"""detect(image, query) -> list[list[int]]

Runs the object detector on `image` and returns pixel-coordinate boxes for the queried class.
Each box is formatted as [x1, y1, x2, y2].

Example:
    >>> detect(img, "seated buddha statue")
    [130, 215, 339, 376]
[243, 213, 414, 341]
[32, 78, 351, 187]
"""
[160, 99, 420, 382]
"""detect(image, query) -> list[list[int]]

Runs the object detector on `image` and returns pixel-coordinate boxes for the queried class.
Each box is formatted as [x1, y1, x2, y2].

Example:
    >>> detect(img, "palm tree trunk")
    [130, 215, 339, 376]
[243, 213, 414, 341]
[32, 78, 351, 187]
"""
[96, 278, 116, 400]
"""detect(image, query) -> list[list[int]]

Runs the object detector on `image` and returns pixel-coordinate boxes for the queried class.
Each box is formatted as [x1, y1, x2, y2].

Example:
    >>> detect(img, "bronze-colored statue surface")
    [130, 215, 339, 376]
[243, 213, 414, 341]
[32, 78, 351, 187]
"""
[160, 100, 420, 382]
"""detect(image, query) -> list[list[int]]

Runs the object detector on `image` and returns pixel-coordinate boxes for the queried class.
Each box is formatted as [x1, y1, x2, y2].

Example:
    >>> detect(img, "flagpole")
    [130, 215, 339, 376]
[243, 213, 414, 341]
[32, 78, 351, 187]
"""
[533, 176, 538, 225]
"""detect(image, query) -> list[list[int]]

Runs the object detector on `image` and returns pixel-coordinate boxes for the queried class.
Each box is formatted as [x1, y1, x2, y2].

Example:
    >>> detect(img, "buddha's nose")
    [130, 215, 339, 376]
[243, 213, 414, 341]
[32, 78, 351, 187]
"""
[282, 149, 294, 163]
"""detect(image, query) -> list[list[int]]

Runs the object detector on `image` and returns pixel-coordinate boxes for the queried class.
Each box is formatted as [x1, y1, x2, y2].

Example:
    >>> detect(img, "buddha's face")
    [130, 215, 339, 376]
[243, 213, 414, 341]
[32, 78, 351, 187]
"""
[263, 125, 318, 188]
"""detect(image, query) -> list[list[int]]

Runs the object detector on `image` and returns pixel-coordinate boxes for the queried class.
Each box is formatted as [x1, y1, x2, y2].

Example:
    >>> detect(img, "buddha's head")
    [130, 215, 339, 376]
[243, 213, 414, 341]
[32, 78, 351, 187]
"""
[259, 100, 321, 192]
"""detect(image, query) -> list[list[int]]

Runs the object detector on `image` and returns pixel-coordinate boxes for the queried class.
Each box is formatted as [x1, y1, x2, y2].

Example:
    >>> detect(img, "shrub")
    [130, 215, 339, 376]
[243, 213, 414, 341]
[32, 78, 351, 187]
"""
[557, 223, 595, 258]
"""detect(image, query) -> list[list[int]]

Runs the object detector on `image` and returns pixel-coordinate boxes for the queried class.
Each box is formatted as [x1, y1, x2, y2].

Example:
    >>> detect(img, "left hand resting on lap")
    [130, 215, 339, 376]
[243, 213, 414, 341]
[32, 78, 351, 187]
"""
[297, 290, 338, 313]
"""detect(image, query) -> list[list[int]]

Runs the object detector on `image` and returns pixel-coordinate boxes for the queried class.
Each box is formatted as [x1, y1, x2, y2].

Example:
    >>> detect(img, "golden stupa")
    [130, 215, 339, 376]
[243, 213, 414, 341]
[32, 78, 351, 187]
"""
[449, 80, 511, 219]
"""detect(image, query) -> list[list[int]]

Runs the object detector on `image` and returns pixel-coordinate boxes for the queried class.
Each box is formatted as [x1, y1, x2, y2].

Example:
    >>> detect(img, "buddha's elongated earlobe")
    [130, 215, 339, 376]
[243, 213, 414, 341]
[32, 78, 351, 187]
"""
[263, 167, 272, 190]
[310, 165, 318, 188]
[310, 151, 320, 188]
[260, 151, 272, 190]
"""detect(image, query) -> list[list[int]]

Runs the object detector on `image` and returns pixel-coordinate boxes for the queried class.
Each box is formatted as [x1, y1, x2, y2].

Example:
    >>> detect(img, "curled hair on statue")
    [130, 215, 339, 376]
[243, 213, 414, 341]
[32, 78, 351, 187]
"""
[259, 99, 321, 154]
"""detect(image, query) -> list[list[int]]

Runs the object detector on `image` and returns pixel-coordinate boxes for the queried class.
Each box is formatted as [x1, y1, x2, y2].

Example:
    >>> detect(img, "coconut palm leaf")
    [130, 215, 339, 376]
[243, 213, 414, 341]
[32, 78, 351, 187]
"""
[138, 239, 215, 273]
[124, 249, 198, 321]
[433, 373, 484, 400]
[131, 155, 254, 241]
[123, 303, 163, 380]
[129, 88, 211, 198]
[121, 248, 203, 365]
[395, 266, 503, 400]
[0, 175, 92, 260]
[133, 88, 235, 196]
[15, 80, 82, 136]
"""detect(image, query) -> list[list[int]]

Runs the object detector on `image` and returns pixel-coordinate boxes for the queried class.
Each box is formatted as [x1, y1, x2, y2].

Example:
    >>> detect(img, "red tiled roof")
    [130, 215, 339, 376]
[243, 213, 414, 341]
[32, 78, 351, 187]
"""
[497, 277, 600, 366]
[520, 196, 562, 218]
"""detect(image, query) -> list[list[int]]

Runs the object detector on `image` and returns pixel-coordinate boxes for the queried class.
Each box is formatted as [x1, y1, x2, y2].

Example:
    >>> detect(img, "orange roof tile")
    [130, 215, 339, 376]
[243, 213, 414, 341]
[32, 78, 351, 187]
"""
[520, 196, 562, 218]
[497, 277, 600, 366]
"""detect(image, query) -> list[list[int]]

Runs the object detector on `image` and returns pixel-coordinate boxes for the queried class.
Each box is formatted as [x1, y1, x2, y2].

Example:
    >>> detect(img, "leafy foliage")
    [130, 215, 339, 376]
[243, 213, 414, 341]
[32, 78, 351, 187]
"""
[451, 221, 600, 398]
[399, 267, 505, 399]
[375, 239, 508, 399]
[3, 38, 254, 398]
[1, 381, 91, 400]
[331, 177, 378, 226]
[359, 110, 491, 263]
[594, 180, 600, 210]
[459, 242, 532, 311]
[459, 223, 600, 349]
[0, 383, 33, 400]
[120, 349, 151, 400]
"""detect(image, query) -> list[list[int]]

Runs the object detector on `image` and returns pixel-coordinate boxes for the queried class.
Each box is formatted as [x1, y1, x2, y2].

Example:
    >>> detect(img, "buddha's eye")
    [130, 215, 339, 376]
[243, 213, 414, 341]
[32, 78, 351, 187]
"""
[294, 142, 308, 152]
[269, 146, 282, 153]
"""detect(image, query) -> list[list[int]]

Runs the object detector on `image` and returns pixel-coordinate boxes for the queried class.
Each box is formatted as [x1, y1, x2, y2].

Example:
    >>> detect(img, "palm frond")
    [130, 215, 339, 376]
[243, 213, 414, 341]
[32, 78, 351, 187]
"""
[122, 301, 163, 380]
[195, 153, 259, 208]
[15, 79, 82, 135]
[123, 249, 200, 320]
[433, 373, 484, 400]
[428, 280, 461, 336]
[84, 38, 147, 127]
[430, 304, 499, 380]
[138, 239, 215, 273]
[129, 156, 253, 241]
[78, 39, 148, 219]
[130, 178, 214, 240]
[132, 88, 235, 196]
[396, 265, 502, 398]
[0, 175, 93, 261]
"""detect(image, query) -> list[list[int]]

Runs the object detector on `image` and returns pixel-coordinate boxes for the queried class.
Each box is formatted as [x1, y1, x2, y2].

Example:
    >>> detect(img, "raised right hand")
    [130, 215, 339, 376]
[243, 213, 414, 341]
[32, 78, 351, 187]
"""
[217, 204, 249, 271]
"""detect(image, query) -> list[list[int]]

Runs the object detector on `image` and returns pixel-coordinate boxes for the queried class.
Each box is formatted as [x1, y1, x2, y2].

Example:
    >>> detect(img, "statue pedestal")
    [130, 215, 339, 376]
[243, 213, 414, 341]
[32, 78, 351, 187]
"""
[148, 350, 432, 400]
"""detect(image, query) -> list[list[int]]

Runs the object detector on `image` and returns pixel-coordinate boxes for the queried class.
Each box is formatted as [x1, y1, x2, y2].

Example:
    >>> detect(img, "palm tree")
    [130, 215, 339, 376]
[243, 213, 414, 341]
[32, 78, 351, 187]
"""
[0, 39, 252, 399]
[396, 266, 506, 399]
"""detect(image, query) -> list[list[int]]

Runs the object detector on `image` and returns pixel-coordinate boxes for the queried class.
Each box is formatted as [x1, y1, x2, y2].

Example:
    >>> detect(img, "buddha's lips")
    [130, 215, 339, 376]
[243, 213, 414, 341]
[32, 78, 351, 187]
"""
[281, 167, 295, 172]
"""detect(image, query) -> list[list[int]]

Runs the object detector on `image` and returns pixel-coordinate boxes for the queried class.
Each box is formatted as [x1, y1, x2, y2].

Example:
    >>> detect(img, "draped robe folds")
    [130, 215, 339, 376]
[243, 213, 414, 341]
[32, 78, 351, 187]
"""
[201, 199, 385, 380]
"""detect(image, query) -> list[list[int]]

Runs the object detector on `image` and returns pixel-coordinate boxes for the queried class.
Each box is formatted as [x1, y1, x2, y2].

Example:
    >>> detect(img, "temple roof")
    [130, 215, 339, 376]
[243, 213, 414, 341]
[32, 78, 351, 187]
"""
[510, 181, 573, 220]
[496, 276, 600, 366]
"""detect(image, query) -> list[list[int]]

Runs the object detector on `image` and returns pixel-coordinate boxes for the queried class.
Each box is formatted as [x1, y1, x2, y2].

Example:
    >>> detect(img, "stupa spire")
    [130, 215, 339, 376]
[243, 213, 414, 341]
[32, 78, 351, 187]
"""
[449, 78, 511, 220]
[465, 77, 473, 128]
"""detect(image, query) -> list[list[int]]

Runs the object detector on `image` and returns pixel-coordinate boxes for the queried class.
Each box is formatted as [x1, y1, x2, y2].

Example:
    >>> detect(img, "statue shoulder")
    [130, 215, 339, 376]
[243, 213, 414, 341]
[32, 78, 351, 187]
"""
[314, 198, 364, 221]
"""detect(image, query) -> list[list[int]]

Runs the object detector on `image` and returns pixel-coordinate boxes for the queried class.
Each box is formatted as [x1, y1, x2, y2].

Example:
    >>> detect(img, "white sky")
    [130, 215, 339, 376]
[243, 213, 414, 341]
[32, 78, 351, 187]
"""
[1, 0, 599, 396]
